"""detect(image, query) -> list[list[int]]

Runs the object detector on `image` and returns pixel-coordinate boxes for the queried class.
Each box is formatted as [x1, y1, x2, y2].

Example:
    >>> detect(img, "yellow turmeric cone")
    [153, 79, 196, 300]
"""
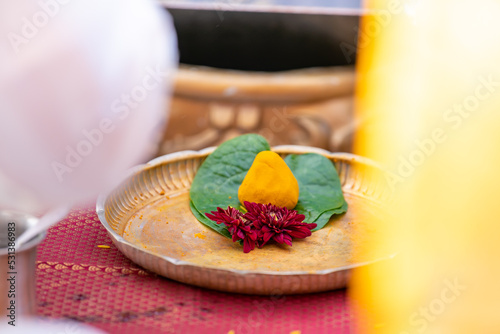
[238, 151, 299, 209]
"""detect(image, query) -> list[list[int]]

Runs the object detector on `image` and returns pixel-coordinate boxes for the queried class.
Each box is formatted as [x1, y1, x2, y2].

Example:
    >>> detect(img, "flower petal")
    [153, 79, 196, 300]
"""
[282, 233, 293, 246]
[236, 229, 246, 240]
[263, 231, 274, 243]
[243, 237, 256, 253]
[288, 228, 311, 239]
[273, 233, 285, 244]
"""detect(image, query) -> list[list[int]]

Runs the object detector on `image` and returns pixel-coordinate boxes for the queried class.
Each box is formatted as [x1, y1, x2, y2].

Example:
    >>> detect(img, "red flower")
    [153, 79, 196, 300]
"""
[243, 201, 317, 247]
[206, 207, 257, 253]
[206, 202, 317, 253]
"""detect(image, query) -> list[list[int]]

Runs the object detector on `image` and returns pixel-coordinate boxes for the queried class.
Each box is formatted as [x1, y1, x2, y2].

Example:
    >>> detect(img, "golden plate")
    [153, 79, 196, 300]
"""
[96, 145, 392, 295]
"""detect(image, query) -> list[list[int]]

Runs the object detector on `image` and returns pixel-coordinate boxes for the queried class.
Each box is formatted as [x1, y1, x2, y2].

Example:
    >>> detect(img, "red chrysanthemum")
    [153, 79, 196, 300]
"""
[205, 207, 257, 253]
[206, 202, 317, 253]
[243, 201, 317, 247]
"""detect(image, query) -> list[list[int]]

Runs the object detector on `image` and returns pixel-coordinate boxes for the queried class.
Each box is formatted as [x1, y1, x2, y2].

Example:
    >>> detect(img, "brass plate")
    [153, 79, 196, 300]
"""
[96, 145, 392, 295]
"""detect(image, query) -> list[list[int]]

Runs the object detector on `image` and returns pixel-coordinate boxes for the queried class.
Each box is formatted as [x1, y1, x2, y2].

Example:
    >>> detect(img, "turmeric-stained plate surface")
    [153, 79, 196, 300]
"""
[97, 146, 392, 295]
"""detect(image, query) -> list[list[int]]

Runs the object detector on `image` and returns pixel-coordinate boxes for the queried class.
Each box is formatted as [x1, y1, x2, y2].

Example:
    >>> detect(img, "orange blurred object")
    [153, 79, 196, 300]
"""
[352, 0, 500, 333]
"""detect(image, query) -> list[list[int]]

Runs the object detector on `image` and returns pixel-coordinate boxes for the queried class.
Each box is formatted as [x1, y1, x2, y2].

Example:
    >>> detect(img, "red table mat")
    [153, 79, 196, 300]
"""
[35, 208, 353, 334]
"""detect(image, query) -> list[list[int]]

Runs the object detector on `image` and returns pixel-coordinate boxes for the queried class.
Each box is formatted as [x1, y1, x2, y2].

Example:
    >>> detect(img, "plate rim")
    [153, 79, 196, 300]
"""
[96, 145, 393, 277]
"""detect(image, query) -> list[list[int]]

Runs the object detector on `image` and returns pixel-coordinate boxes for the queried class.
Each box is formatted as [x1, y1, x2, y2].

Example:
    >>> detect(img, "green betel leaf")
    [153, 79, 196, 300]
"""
[189, 201, 231, 238]
[284, 153, 347, 231]
[310, 201, 348, 231]
[189, 134, 271, 237]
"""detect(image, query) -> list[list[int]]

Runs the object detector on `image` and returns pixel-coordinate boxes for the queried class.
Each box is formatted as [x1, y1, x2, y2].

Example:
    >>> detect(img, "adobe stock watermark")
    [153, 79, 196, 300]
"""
[401, 277, 466, 334]
[6, 222, 16, 327]
[259, 106, 293, 143]
[386, 74, 499, 190]
[51, 65, 170, 182]
[7, 0, 73, 55]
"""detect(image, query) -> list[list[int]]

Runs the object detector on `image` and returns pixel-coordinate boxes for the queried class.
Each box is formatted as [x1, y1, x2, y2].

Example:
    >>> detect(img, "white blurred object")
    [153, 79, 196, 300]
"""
[0, 0, 177, 214]
[0, 317, 107, 334]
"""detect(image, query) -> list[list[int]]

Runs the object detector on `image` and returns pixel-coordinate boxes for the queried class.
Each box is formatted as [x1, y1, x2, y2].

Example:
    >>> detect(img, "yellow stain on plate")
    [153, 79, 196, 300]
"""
[194, 232, 206, 240]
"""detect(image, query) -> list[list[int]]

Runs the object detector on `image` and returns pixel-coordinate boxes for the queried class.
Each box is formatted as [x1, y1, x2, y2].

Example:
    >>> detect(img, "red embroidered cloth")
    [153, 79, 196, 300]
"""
[35, 208, 353, 334]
